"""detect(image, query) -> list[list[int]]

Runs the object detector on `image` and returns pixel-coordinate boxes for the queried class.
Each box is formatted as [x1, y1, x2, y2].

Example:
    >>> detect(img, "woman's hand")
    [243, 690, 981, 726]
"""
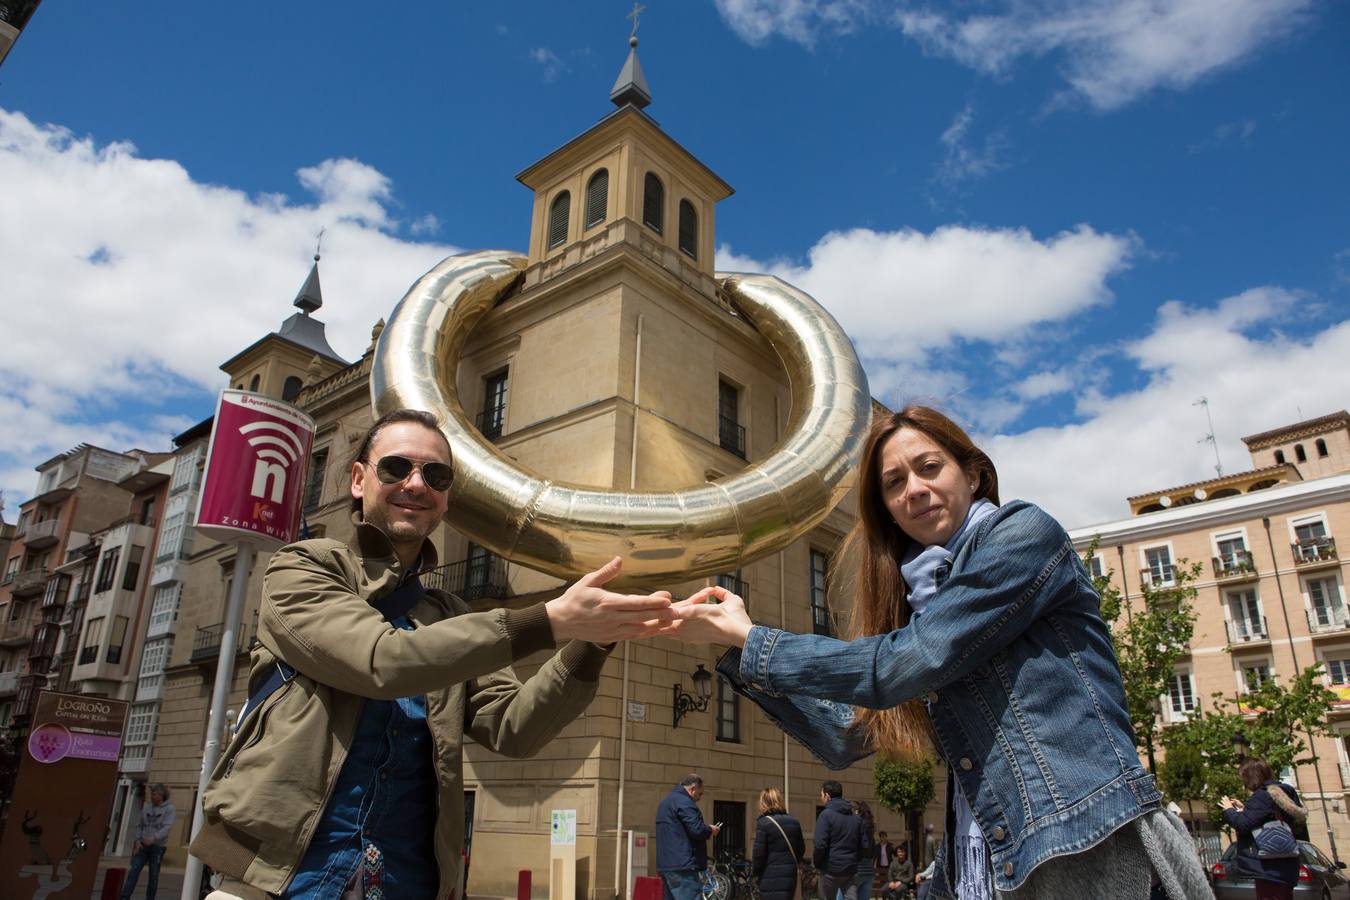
[655, 584, 755, 648]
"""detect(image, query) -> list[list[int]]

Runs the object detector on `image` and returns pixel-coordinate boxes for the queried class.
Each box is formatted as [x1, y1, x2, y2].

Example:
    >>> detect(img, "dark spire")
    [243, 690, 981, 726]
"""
[294, 230, 325, 314]
[293, 256, 323, 314]
[610, 33, 651, 110]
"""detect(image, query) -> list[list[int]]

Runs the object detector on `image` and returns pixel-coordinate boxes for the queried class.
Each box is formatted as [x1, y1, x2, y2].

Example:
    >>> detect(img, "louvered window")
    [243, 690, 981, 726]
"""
[547, 191, 570, 250]
[642, 172, 664, 234]
[584, 169, 608, 229]
[678, 199, 697, 258]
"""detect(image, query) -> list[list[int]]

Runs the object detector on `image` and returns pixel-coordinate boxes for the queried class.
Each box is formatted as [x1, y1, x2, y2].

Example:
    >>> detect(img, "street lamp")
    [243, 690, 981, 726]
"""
[673, 664, 714, 728]
[1232, 730, 1251, 763]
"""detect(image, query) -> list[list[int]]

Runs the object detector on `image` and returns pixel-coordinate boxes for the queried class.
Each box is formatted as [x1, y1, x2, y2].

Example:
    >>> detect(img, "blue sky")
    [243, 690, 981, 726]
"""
[0, 0, 1346, 528]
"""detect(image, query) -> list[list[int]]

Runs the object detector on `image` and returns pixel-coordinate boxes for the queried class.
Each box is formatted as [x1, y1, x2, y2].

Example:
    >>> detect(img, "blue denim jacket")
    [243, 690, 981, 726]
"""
[716, 501, 1159, 895]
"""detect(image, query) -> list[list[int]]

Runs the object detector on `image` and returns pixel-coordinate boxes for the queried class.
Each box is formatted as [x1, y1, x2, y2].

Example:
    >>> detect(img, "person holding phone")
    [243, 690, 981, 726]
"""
[656, 774, 721, 900]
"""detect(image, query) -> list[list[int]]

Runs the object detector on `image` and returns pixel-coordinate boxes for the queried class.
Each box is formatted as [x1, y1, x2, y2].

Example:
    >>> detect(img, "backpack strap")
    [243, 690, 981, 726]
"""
[234, 659, 296, 734]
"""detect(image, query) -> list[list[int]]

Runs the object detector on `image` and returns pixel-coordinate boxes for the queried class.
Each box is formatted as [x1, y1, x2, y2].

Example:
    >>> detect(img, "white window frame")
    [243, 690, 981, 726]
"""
[1226, 588, 1265, 642]
[155, 512, 185, 562]
[124, 703, 158, 746]
[1140, 542, 1176, 587]
[1083, 552, 1106, 581]
[1288, 512, 1330, 543]
[148, 584, 182, 636]
[1306, 575, 1346, 630]
[1165, 668, 1197, 722]
[1324, 653, 1350, 687]
[1237, 658, 1273, 695]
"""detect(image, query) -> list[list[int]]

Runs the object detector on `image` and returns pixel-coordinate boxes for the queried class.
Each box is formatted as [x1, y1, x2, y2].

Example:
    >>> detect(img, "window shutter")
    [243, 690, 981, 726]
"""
[548, 191, 570, 249]
[678, 199, 697, 258]
[642, 173, 664, 234]
[584, 169, 608, 229]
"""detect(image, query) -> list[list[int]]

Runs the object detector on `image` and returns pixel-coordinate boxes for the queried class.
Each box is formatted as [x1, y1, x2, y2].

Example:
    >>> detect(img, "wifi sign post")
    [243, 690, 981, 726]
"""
[182, 390, 315, 900]
[196, 390, 317, 547]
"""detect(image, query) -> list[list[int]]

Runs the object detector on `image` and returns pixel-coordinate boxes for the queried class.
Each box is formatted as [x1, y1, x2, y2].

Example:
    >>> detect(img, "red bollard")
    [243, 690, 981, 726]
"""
[633, 875, 664, 900]
[100, 867, 127, 900]
[517, 869, 532, 900]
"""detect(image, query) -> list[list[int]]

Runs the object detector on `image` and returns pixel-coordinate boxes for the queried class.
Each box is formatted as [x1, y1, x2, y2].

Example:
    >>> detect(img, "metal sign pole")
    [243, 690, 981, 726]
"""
[180, 543, 255, 900]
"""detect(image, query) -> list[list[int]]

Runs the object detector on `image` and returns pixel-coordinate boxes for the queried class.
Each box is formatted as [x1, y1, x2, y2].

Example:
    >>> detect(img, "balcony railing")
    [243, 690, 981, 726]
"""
[1139, 565, 1176, 590]
[475, 407, 506, 441]
[422, 556, 510, 603]
[24, 518, 61, 549]
[1227, 616, 1269, 645]
[718, 415, 746, 459]
[1293, 537, 1338, 566]
[1211, 550, 1257, 580]
[11, 568, 49, 596]
[191, 612, 259, 663]
[1308, 606, 1350, 635]
[0, 619, 32, 646]
[715, 574, 751, 609]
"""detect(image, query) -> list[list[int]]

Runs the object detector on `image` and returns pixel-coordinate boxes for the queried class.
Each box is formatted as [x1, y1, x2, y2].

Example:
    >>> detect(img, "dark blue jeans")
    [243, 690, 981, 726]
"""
[121, 843, 166, 900]
[661, 869, 702, 900]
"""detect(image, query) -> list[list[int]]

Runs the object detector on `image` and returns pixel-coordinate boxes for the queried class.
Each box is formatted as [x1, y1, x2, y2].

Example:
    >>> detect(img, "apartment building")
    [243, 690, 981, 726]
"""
[144, 44, 914, 898]
[0, 444, 158, 729]
[1070, 410, 1350, 845]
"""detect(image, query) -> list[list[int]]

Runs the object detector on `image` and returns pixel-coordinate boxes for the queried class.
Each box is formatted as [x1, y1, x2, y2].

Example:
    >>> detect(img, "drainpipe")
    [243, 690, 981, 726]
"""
[1116, 545, 1132, 624]
[1262, 516, 1338, 863]
[614, 313, 643, 900]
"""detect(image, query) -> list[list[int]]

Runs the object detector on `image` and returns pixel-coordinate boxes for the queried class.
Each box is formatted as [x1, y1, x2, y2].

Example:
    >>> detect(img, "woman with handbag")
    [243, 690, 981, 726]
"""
[752, 788, 806, 900]
[1219, 758, 1303, 900]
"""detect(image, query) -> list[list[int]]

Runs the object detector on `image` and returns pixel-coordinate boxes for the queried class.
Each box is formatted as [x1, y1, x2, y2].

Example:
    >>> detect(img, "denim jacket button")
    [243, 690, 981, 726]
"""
[925, 691, 938, 704]
[1003, 862, 1014, 878]
[959, 757, 973, 771]
[992, 825, 1006, 841]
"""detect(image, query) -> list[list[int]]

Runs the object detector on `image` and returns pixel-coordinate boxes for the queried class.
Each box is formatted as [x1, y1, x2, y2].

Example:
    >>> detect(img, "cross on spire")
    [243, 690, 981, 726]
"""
[627, 3, 646, 40]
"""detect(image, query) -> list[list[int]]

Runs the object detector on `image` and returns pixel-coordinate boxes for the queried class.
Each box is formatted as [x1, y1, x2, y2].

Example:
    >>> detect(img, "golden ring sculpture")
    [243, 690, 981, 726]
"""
[371, 249, 870, 586]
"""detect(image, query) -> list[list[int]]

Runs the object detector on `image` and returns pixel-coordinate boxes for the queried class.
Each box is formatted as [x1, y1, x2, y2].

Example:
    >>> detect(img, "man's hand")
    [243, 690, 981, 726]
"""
[710, 823, 722, 836]
[545, 557, 675, 643]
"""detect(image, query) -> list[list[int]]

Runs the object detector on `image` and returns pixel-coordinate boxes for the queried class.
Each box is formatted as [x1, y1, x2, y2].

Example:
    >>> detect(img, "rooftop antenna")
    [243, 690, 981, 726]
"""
[1194, 396, 1223, 477]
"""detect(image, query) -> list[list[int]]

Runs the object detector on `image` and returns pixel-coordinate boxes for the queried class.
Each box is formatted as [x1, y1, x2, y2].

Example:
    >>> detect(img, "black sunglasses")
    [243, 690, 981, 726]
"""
[373, 455, 453, 492]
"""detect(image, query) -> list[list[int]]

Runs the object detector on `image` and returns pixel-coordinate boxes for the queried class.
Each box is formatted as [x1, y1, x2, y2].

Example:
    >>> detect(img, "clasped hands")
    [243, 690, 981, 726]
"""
[544, 557, 753, 647]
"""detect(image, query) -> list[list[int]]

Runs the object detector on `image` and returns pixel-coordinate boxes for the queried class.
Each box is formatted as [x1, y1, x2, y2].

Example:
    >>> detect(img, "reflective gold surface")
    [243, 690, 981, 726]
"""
[372, 250, 869, 586]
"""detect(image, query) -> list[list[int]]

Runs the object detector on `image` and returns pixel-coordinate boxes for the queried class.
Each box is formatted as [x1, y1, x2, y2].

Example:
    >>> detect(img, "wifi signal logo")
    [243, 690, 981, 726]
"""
[239, 420, 306, 503]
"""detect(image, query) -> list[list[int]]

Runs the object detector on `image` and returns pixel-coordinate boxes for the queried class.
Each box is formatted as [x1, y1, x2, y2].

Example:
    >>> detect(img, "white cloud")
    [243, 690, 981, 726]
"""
[529, 47, 566, 83]
[720, 223, 1135, 360]
[936, 102, 1006, 187]
[714, 0, 868, 47]
[989, 288, 1347, 528]
[0, 108, 459, 507]
[717, 232, 1346, 531]
[715, 0, 1315, 110]
[1188, 118, 1258, 154]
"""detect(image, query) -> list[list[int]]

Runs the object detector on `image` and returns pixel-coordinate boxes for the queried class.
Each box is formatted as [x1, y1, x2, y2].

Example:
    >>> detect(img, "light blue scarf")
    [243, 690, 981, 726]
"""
[899, 497, 999, 900]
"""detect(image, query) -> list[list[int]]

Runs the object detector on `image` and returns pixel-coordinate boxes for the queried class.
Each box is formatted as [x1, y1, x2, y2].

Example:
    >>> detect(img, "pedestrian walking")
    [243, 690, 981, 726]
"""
[852, 800, 876, 899]
[751, 787, 805, 900]
[121, 783, 175, 900]
[813, 781, 863, 900]
[660, 405, 1212, 899]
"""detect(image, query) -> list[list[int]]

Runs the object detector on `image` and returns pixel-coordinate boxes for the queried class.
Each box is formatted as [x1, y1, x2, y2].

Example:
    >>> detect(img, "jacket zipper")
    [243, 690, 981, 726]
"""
[224, 681, 295, 778]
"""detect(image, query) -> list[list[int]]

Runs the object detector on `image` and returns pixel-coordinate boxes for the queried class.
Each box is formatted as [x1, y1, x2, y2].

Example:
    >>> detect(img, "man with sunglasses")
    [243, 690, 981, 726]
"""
[195, 408, 674, 900]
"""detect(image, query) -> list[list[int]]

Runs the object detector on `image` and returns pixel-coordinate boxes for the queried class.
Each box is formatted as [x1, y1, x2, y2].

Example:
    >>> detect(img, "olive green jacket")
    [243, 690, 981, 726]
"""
[190, 523, 610, 898]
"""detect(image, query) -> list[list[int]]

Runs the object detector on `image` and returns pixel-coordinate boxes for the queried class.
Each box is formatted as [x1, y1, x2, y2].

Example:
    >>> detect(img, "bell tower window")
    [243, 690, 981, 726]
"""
[548, 191, 570, 250]
[642, 172, 664, 234]
[678, 200, 698, 259]
[585, 169, 608, 229]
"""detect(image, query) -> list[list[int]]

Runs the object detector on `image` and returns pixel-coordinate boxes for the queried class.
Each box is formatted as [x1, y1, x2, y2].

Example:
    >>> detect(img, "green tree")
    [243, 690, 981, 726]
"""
[875, 754, 937, 861]
[1155, 742, 1206, 831]
[1160, 668, 1337, 829]
[1084, 541, 1199, 773]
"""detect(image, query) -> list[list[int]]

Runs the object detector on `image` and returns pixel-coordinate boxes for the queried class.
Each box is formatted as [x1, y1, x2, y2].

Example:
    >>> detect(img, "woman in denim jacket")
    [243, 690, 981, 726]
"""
[664, 406, 1210, 899]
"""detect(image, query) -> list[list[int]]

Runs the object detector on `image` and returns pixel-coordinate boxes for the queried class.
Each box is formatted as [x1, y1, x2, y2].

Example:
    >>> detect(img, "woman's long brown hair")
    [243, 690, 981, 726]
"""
[843, 406, 999, 760]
